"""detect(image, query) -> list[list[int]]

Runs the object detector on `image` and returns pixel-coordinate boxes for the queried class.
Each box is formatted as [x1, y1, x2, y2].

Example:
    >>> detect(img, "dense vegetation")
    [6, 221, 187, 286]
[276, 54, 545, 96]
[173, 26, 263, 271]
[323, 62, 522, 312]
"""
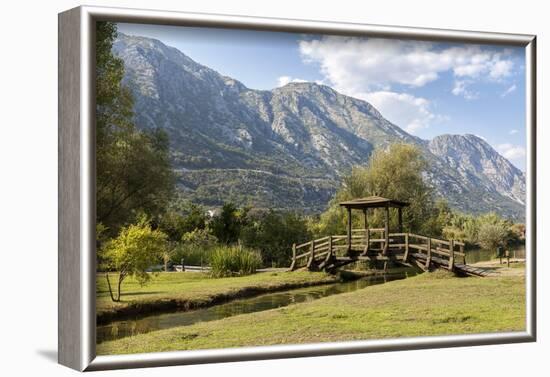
[96, 22, 174, 237]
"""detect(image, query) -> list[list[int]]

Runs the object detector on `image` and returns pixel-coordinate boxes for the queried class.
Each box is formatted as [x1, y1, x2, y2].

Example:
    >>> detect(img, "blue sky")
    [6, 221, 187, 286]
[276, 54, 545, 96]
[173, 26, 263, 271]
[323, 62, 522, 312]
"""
[117, 23, 527, 171]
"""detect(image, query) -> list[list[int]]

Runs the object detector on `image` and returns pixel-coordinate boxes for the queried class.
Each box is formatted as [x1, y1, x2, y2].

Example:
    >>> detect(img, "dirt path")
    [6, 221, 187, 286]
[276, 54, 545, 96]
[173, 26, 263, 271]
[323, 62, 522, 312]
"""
[470, 259, 525, 277]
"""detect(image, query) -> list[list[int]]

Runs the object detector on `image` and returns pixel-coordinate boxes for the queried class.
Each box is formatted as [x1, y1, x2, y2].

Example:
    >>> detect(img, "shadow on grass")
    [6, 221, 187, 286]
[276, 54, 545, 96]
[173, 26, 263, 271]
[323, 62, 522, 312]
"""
[122, 291, 165, 297]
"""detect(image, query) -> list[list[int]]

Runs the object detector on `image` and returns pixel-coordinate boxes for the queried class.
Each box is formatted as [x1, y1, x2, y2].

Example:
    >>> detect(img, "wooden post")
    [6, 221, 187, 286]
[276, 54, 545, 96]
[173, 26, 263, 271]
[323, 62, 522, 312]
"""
[460, 243, 465, 264]
[398, 207, 403, 233]
[403, 233, 409, 262]
[290, 243, 297, 270]
[384, 205, 389, 255]
[363, 208, 369, 254]
[449, 240, 455, 271]
[324, 236, 333, 267]
[425, 237, 432, 269]
[307, 240, 315, 269]
[347, 207, 352, 253]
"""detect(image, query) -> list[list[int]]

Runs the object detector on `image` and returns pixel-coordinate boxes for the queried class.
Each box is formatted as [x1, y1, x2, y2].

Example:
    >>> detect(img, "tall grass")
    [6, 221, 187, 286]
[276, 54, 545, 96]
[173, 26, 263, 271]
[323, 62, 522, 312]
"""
[174, 244, 214, 267]
[210, 246, 262, 277]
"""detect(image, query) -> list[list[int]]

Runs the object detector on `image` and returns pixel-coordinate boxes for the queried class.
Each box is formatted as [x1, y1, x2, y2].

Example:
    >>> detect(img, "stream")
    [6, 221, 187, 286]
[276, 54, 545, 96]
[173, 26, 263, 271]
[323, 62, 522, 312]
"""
[97, 270, 417, 343]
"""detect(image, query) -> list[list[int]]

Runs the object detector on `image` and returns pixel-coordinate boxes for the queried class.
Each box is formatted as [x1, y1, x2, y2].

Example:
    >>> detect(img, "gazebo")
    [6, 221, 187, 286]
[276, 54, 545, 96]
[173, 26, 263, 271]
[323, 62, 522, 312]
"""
[339, 196, 409, 254]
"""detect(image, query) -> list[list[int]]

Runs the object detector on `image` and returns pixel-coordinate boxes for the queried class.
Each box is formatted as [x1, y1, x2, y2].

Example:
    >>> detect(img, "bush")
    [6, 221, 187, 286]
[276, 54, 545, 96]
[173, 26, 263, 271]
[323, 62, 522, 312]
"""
[210, 246, 262, 278]
[170, 228, 217, 266]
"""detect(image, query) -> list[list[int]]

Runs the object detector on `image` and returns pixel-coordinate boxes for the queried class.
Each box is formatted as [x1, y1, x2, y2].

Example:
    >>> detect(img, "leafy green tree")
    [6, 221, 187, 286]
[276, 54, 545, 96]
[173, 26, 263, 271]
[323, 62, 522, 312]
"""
[477, 223, 509, 252]
[210, 203, 248, 244]
[462, 217, 480, 245]
[173, 228, 218, 266]
[95, 21, 174, 236]
[476, 212, 511, 252]
[443, 212, 478, 245]
[98, 218, 168, 302]
[241, 211, 311, 267]
[157, 200, 207, 242]
[509, 223, 526, 243]
[316, 144, 437, 236]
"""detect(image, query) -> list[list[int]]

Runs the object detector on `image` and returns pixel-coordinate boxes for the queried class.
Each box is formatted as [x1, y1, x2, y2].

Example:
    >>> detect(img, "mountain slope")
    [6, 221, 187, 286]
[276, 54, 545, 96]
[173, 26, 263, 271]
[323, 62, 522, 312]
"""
[112, 33, 525, 220]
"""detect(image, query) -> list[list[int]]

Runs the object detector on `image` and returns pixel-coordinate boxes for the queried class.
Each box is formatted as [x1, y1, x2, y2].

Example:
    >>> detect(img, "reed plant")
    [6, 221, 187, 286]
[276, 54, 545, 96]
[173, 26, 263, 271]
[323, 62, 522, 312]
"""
[210, 245, 262, 277]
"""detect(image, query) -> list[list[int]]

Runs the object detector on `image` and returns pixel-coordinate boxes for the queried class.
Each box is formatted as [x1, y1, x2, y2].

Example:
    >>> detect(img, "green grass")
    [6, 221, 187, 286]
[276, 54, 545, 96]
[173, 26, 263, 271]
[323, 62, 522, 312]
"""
[97, 271, 525, 355]
[96, 271, 337, 322]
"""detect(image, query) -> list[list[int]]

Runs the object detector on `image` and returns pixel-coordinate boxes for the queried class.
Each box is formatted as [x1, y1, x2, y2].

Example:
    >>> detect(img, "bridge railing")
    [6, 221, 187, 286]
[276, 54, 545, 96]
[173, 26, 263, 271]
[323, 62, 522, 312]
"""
[405, 233, 466, 271]
[290, 228, 466, 271]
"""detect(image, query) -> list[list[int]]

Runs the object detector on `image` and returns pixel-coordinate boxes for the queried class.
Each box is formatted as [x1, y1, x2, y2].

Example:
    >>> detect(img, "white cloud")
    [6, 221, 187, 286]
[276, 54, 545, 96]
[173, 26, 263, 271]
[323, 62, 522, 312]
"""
[360, 91, 438, 133]
[497, 143, 526, 160]
[490, 59, 514, 80]
[298, 36, 516, 133]
[501, 84, 517, 97]
[452, 80, 479, 100]
[509, 129, 519, 135]
[299, 37, 515, 93]
[276, 75, 307, 87]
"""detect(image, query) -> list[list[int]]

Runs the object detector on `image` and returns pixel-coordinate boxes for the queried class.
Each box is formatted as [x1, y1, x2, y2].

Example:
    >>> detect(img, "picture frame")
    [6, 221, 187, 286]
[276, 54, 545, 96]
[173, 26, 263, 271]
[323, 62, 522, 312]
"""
[58, 5, 537, 371]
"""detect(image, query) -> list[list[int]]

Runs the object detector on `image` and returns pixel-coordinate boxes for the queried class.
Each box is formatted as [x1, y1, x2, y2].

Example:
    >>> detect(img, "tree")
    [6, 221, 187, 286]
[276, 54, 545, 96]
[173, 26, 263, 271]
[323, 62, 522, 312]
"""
[157, 200, 208, 242]
[210, 203, 248, 244]
[476, 212, 511, 252]
[477, 223, 509, 252]
[316, 144, 437, 236]
[98, 219, 168, 302]
[173, 228, 218, 267]
[95, 21, 174, 236]
[442, 212, 480, 245]
[241, 211, 311, 267]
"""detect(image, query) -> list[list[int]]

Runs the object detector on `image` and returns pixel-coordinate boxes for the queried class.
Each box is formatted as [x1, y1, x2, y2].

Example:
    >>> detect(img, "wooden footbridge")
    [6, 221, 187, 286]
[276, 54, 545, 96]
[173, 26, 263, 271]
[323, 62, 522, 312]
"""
[290, 196, 490, 277]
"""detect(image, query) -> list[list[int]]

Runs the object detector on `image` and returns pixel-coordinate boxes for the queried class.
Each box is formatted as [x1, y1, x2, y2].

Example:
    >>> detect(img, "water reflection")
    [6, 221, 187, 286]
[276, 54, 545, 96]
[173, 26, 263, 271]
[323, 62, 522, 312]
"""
[464, 245, 525, 264]
[97, 270, 417, 343]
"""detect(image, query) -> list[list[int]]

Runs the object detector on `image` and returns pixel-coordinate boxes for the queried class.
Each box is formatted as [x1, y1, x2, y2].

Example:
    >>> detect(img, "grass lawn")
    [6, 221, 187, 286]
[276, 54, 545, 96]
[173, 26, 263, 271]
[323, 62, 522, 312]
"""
[97, 271, 525, 355]
[96, 271, 337, 322]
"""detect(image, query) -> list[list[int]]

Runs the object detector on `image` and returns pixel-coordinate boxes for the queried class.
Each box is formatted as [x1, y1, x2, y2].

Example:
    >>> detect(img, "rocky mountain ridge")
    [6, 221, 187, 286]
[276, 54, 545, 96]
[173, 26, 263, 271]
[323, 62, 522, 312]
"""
[112, 33, 526, 220]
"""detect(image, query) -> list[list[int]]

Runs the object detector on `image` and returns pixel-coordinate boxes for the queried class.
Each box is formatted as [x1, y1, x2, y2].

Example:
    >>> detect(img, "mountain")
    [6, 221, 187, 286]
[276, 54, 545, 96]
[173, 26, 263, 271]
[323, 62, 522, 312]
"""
[426, 134, 525, 215]
[112, 33, 525, 220]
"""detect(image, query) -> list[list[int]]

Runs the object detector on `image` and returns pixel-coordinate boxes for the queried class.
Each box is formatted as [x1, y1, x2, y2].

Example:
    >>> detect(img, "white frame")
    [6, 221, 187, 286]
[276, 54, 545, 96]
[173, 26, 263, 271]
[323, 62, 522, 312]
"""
[58, 5, 537, 371]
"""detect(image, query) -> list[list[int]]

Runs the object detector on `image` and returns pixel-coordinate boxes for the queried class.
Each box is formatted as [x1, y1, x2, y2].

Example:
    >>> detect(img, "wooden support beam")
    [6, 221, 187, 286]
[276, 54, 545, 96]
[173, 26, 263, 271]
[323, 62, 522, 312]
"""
[403, 233, 410, 262]
[398, 207, 403, 233]
[306, 240, 315, 269]
[290, 243, 297, 270]
[449, 240, 455, 271]
[384, 205, 389, 255]
[425, 237, 432, 269]
[347, 207, 352, 253]
[323, 236, 333, 267]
